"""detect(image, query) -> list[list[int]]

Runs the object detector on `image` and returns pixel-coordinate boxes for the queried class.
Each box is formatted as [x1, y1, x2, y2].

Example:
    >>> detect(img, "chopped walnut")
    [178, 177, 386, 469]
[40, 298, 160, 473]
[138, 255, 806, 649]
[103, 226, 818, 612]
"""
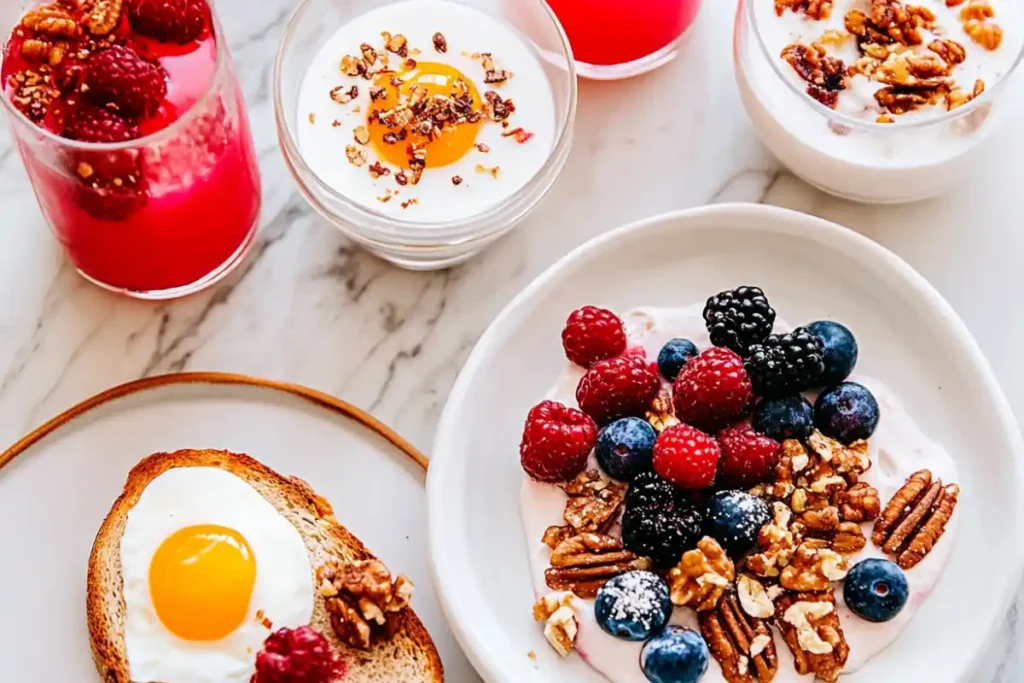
[831, 522, 867, 555]
[964, 19, 1003, 50]
[86, 0, 122, 36]
[746, 503, 797, 579]
[776, 591, 849, 682]
[545, 533, 650, 598]
[837, 482, 881, 522]
[22, 5, 78, 39]
[384, 32, 408, 56]
[929, 38, 967, 65]
[533, 593, 577, 657]
[353, 125, 370, 145]
[947, 78, 986, 109]
[432, 32, 447, 53]
[875, 85, 947, 114]
[779, 539, 848, 592]
[669, 537, 735, 611]
[345, 145, 367, 167]
[318, 560, 414, 650]
[873, 469, 959, 569]
[775, 0, 833, 19]
[781, 42, 847, 108]
[21, 38, 64, 66]
[806, 431, 871, 482]
[874, 51, 950, 88]
[959, 0, 994, 21]
[330, 84, 359, 104]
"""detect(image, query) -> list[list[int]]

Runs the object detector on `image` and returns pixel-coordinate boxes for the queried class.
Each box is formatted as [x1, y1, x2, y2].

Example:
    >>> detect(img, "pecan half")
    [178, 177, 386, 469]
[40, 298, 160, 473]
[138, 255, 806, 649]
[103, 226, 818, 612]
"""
[318, 559, 414, 650]
[776, 591, 849, 682]
[873, 469, 959, 569]
[561, 469, 627, 534]
[545, 533, 650, 598]
[669, 537, 735, 611]
[700, 594, 778, 683]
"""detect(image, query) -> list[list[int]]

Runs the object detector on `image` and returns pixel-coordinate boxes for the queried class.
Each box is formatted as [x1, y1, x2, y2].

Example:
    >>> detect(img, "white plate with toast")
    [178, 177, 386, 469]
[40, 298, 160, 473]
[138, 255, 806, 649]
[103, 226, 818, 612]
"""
[0, 372, 477, 683]
[427, 203, 1024, 682]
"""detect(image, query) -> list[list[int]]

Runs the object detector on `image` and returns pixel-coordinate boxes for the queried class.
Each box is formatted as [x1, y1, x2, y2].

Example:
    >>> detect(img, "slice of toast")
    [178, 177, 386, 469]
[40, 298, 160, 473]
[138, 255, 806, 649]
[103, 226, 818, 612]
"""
[87, 449, 444, 683]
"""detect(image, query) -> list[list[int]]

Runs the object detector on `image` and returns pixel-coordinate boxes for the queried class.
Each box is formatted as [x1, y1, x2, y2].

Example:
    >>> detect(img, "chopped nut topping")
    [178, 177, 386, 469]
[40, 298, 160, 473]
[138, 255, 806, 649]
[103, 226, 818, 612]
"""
[86, 0, 122, 36]
[401, 198, 418, 209]
[330, 84, 359, 105]
[837, 482, 881, 522]
[318, 560, 414, 650]
[533, 594, 577, 657]
[476, 163, 500, 178]
[451, 175, 462, 185]
[21, 38, 64, 66]
[384, 32, 408, 56]
[308, 112, 315, 124]
[669, 537, 735, 611]
[340, 54, 363, 77]
[368, 160, 390, 179]
[929, 38, 967, 65]
[775, 0, 833, 19]
[560, 469, 627, 535]
[345, 145, 367, 167]
[475, 142, 490, 153]
[432, 32, 447, 53]
[22, 5, 78, 39]
[76, 162, 94, 179]
[946, 78, 985, 109]
[959, 0, 993, 21]
[780, 539, 848, 592]
[353, 125, 370, 145]
[964, 19, 1003, 50]
[781, 42, 847, 109]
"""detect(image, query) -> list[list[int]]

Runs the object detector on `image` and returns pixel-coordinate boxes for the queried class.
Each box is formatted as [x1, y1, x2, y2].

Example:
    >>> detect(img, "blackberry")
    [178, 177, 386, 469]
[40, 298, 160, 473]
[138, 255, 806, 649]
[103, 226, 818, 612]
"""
[703, 287, 776, 356]
[745, 327, 825, 398]
[622, 472, 703, 568]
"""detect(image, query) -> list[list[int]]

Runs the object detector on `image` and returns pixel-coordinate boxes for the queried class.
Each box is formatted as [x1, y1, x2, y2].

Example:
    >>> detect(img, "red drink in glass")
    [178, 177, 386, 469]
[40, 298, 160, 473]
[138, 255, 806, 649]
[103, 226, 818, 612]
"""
[545, 0, 702, 79]
[2, 0, 260, 298]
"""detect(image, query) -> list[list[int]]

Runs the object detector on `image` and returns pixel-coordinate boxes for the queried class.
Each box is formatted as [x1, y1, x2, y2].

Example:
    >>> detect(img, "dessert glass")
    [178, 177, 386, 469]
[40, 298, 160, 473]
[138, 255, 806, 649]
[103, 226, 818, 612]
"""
[1, 1, 261, 299]
[274, 0, 576, 270]
[545, 0, 702, 79]
[734, 0, 1024, 204]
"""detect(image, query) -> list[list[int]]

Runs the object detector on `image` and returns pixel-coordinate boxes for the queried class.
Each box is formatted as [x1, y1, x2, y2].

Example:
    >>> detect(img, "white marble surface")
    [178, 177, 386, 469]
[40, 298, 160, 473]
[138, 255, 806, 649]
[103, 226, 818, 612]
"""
[0, 0, 1020, 680]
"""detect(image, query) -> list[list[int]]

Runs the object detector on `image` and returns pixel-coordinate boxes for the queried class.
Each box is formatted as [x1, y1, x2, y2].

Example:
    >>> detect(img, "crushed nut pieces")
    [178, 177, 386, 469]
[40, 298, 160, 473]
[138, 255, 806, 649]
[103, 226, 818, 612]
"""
[533, 593, 577, 656]
[872, 469, 959, 569]
[318, 559, 414, 650]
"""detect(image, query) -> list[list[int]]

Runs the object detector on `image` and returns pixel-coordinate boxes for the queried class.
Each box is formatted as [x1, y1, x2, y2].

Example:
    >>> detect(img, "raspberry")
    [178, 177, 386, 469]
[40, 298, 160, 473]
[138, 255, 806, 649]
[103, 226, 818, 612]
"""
[716, 424, 780, 488]
[85, 45, 168, 118]
[252, 626, 342, 683]
[672, 347, 753, 432]
[519, 400, 597, 482]
[63, 104, 140, 143]
[652, 424, 720, 490]
[576, 354, 660, 426]
[128, 0, 209, 44]
[561, 306, 627, 368]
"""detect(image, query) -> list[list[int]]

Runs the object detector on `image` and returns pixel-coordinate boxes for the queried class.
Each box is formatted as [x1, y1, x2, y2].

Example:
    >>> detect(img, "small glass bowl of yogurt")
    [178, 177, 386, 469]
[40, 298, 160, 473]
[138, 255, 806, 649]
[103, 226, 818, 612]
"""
[735, 0, 1024, 204]
[275, 0, 576, 269]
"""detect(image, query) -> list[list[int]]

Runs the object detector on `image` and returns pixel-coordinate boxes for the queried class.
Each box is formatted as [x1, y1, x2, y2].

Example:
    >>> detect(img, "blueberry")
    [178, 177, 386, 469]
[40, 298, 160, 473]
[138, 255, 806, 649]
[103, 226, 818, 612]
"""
[843, 558, 909, 623]
[753, 395, 814, 442]
[814, 382, 879, 444]
[594, 570, 672, 641]
[657, 339, 699, 381]
[640, 625, 709, 683]
[703, 490, 772, 558]
[806, 321, 859, 386]
[597, 417, 657, 481]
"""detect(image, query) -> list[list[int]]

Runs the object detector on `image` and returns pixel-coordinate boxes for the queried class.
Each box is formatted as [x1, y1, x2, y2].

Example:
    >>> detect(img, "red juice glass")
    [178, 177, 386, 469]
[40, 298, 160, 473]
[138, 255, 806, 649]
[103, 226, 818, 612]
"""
[544, 0, 702, 79]
[1, 1, 260, 299]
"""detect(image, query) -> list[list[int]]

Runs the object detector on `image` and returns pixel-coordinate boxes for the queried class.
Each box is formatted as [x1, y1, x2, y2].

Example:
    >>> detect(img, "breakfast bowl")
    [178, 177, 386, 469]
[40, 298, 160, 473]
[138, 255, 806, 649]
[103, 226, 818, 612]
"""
[274, 0, 576, 270]
[427, 203, 1024, 682]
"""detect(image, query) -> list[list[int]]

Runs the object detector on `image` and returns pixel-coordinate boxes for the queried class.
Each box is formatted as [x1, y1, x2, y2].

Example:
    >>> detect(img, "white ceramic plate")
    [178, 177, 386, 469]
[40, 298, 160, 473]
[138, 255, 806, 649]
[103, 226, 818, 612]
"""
[0, 372, 477, 682]
[427, 203, 1024, 682]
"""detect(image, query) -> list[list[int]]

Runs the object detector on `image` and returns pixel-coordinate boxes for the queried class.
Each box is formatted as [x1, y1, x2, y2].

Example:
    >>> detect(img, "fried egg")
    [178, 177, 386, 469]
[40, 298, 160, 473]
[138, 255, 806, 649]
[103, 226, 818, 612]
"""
[120, 467, 314, 683]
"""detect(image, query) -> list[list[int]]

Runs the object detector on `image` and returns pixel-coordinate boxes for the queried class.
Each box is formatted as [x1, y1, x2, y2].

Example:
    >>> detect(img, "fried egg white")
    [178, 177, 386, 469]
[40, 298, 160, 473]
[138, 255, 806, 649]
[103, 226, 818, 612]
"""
[120, 467, 314, 683]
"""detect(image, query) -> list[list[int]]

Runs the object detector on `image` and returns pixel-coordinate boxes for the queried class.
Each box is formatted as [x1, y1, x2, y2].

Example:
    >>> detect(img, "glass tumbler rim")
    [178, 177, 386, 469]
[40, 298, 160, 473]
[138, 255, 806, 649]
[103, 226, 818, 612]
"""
[272, 0, 579, 248]
[743, 0, 1024, 133]
[0, 0, 232, 152]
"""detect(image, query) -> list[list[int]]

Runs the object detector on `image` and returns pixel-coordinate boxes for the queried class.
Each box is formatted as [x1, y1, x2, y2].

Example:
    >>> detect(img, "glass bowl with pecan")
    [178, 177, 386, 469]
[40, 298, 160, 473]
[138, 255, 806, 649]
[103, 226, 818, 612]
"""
[274, 0, 576, 270]
[734, 0, 1024, 204]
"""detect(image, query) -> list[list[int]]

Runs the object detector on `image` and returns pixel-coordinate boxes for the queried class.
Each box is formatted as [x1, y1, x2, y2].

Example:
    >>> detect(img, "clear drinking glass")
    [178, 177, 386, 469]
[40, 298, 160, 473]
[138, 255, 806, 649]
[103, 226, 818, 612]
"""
[734, 0, 1024, 203]
[1, 1, 261, 299]
[274, 0, 576, 270]
[544, 0, 702, 79]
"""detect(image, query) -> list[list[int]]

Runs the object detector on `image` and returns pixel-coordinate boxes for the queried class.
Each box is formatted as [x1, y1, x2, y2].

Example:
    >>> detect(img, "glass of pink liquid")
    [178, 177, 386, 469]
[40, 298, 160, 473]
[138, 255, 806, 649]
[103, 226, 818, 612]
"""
[545, 0, 702, 79]
[1, 0, 260, 299]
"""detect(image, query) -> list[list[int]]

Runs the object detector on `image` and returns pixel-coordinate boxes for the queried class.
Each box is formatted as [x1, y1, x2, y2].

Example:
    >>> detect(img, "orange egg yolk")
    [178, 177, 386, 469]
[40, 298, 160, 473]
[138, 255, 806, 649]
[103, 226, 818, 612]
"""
[149, 524, 256, 642]
[368, 61, 482, 168]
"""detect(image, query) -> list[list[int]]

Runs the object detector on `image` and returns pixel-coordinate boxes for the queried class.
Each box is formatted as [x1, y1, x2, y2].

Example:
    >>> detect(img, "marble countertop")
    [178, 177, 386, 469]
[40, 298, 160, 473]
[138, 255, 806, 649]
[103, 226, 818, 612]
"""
[0, 0, 1020, 679]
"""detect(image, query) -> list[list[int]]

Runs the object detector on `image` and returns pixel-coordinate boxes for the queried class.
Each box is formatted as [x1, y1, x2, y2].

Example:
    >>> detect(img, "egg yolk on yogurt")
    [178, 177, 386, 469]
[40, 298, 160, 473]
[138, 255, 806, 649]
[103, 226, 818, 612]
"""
[368, 61, 482, 168]
[149, 524, 256, 641]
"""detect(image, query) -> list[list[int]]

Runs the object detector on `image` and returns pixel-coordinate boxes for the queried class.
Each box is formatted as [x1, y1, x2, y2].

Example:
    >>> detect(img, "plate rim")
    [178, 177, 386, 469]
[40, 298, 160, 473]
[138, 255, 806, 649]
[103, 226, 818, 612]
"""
[427, 202, 1024, 683]
[0, 371, 429, 472]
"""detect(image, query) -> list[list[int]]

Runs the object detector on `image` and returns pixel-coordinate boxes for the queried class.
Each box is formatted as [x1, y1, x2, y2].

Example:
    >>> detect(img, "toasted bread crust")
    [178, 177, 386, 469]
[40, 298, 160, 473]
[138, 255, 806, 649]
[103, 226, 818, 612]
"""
[86, 449, 443, 683]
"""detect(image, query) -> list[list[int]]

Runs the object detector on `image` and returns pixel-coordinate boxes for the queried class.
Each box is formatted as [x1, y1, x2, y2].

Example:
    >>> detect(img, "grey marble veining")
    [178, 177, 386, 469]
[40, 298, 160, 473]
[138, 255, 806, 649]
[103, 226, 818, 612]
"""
[0, 0, 1020, 679]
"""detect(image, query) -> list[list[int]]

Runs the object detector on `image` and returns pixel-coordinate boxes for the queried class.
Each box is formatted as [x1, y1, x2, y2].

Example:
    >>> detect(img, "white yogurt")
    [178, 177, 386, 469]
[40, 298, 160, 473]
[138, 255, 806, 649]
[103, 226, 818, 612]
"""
[296, 0, 557, 222]
[735, 0, 1024, 202]
[520, 305, 960, 682]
